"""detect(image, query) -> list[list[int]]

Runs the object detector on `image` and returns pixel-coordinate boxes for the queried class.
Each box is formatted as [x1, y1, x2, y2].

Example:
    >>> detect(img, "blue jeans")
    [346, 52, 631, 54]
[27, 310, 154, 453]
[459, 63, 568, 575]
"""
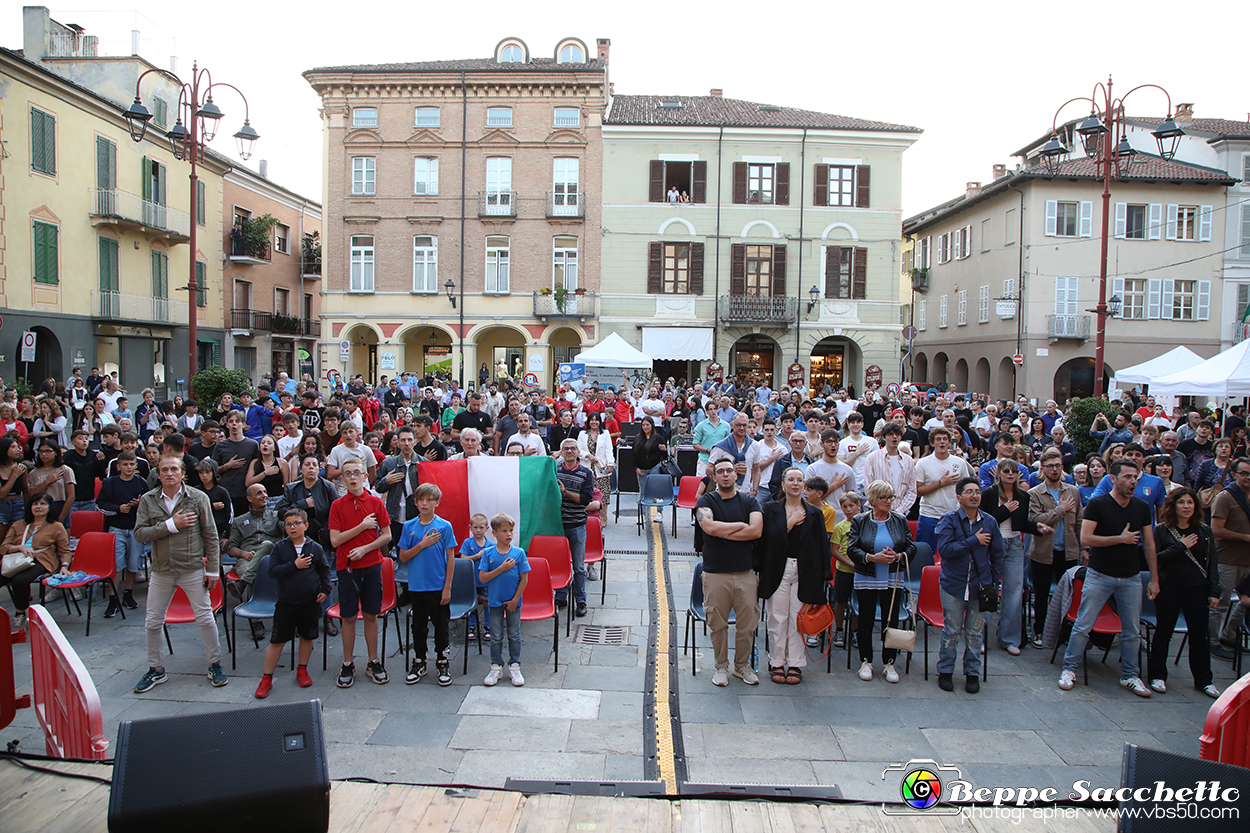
[71, 499, 97, 514]
[917, 515, 939, 554]
[112, 528, 143, 573]
[1062, 568, 1142, 679]
[997, 535, 1025, 649]
[489, 604, 522, 666]
[938, 588, 985, 677]
[554, 523, 587, 605]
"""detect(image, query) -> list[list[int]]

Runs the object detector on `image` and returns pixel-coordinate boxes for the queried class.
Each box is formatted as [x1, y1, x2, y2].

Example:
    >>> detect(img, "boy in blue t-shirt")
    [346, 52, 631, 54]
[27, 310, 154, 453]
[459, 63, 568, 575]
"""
[479, 512, 530, 687]
[459, 513, 492, 643]
[397, 483, 458, 686]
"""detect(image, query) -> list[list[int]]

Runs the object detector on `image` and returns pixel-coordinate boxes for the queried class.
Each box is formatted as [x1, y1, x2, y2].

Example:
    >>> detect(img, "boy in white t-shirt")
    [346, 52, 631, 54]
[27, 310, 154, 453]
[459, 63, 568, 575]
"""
[277, 412, 303, 461]
[836, 412, 873, 494]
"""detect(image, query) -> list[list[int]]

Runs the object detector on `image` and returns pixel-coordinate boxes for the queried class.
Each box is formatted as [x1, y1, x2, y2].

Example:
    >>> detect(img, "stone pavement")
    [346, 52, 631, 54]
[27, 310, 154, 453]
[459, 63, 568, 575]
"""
[0, 493, 1241, 801]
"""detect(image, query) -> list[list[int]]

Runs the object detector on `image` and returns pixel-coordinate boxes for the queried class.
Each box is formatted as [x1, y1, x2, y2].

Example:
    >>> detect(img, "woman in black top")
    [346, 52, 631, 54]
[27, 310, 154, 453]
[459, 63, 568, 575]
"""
[1149, 487, 1221, 698]
[277, 453, 338, 551]
[632, 418, 667, 485]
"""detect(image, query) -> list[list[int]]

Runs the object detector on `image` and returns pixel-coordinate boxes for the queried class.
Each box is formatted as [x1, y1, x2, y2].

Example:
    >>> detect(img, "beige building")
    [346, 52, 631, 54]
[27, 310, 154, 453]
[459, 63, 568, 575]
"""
[904, 155, 1233, 402]
[303, 37, 607, 389]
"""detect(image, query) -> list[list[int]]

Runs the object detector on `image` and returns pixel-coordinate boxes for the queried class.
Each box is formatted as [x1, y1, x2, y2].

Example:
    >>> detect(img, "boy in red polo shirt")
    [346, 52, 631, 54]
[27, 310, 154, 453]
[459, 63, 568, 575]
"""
[327, 457, 392, 687]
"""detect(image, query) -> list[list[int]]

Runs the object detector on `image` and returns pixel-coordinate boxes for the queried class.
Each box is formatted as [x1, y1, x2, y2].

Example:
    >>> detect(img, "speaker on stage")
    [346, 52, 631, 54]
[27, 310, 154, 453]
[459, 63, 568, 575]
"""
[1118, 743, 1249, 832]
[616, 446, 638, 493]
[677, 447, 699, 477]
[109, 700, 329, 833]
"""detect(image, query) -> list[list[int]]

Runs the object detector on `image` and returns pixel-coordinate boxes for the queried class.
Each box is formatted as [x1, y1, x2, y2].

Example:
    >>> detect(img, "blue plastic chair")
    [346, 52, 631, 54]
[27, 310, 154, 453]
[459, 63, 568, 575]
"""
[230, 555, 278, 669]
[638, 474, 675, 535]
[404, 558, 482, 675]
[684, 562, 754, 676]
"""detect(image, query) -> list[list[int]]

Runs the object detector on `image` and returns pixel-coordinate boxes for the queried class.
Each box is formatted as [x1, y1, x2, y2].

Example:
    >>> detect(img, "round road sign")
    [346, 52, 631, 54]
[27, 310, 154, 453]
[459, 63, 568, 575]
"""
[523, 372, 539, 386]
[1012, 354, 1024, 366]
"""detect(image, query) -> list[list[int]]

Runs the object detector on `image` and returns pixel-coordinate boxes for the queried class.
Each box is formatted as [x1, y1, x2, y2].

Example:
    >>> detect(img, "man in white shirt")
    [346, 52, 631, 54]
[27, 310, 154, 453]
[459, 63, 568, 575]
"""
[971, 400, 995, 441]
[747, 419, 787, 497]
[915, 426, 974, 553]
[639, 388, 666, 427]
[833, 389, 858, 426]
[510, 413, 547, 456]
[483, 383, 506, 422]
[862, 422, 917, 517]
[837, 412, 873, 494]
[806, 428, 857, 524]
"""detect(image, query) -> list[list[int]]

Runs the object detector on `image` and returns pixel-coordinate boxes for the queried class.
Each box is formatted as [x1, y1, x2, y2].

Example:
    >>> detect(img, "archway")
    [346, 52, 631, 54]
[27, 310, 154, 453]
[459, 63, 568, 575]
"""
[475, 325, 527, 384]
[730, 334, 780, 389]
[20, 326, 63, 387]
[995, 357, 1016, 402]
[1053, 358, 1112, 403]
[973, 357, 991, 395]
[953, 358, 969, 393]
[809, 336, 862, 397]
[913, 352, 928, 385]
[549, 326, 582, 368]
[399, 326, 454, 381]
[932, 352, 949, 388]
[343, 324, 378, 382]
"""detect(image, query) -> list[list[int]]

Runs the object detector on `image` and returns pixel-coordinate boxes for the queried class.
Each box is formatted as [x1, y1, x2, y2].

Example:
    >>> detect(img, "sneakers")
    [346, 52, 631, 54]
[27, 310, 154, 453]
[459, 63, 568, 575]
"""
[1058, 670, 1076, 691]
[733, 666, 759, 685]
[296, 666, 313, 688]
[436, 660, 452, 687]
[966, 675, 980, 694]
[1120, 677, 1151, 698]
[484, 664, 503, 686]
[833, 630, 845, 649]
[588, 564, 599, 581]
[883, 662, 900, 684]
[938, 673, 954, 692]
[1005, 644, 1021, 657]
[208, 662, 228, 687]
[508, 663, 525, 687]
[806, 634, 821, 648]
[858, 660, 873, 681]
[466, 628, 476, 642]
[104, 596, 122, 619]
[122, 590, 139, 610]
[406, 659, 427, 685]
[249, 620, 267, 641]
[12, 612, 26, 629]
[255, 674, 273, 699]
[1149, 678, 1168, 694]
[711, 667, 730, 687]
[575, 602, 588, 618]
[133, 667, 168, 693]
[337, 662, 356, 688]
[366, 660, 389, 685]
[226, 579, 246, 600]
[1201, 684, 1221, 699]
[1031, 635, 1044, 649]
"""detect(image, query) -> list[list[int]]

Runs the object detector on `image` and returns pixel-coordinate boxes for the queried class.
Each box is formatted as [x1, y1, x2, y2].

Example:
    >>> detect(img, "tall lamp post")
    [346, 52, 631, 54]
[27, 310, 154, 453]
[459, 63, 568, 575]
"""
[123, 63, 259, 387]
[1037, 76, 1183, 399]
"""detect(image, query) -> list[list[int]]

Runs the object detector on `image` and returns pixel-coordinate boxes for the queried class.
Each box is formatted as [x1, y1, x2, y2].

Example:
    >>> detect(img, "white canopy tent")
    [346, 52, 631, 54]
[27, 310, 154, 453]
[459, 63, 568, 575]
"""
[1150, 340, 1250, 397]
[573, 332, 652, 368]
[1113, 346, 1206, 387]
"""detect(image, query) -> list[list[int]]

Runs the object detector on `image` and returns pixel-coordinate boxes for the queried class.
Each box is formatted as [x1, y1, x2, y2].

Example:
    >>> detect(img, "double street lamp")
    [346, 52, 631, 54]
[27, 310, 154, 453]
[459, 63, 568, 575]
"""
[123, 63, 259, 386]
[1038, 76, 1183, 399]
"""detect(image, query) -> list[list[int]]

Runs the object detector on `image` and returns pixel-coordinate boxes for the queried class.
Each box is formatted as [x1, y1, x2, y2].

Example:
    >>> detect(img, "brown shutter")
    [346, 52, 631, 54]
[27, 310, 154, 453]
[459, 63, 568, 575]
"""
[852, 247, 868, 299]
[814, 165, 828, 206]
[730, 244, 746, 295]
[824, 246, 839, 298]
[772, 245, 787, 297]
[648, 242, 663, 293]
[692, 161, 707, 203]
[689, 242, 704, 295]
[732, 162, 747, 204]
[649, 160, 664, 202]
[856, 165, 871, 208]
[775, 163, 790, 205]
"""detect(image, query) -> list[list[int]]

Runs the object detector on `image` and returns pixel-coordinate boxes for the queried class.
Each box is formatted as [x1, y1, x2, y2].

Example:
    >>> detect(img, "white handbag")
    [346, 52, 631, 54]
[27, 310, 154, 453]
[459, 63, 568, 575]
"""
[882, 550, 916, 652]
[1, 552, 36, 578]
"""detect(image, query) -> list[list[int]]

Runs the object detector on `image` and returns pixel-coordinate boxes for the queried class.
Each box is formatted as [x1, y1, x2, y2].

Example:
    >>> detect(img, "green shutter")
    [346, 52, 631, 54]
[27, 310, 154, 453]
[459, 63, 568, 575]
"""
[30, 108, 55, 174]
[151, 251, 168, 298]
[156, 161, 166, 207]
[213, 342, 222, 365]
[196, 260, 207, 307]
[33, 221, 58, 285]
[141, 157, 152, 201]
[196, 180, 206, 226]
[98, 237, 119, 291]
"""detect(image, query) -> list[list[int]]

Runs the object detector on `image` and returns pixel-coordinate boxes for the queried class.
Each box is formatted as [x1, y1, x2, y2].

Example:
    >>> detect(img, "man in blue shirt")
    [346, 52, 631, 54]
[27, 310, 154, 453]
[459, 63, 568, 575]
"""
[238, 390, 275, 441]
[1088, 443, 1166, 519]
[397, 482, 458, 686]
[708, 413, 754, 488]
[1089, 412, 1134, 454]
[979, 435, 1028, 489]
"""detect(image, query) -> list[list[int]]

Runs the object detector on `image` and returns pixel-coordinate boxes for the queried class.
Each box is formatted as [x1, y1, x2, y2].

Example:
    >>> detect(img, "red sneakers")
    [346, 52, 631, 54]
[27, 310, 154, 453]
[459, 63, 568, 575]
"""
[255, 675, 273, 699]
[296, 666, 313, 687]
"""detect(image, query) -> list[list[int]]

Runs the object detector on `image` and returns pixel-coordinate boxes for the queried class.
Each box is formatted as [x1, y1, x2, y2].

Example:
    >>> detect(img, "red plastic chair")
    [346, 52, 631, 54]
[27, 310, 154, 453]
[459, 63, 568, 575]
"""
[916, 566, 944, 680]
[323, 557, 402, 670]
[162, 583, 232, 656]
[93, 478, 103, 500]
[40, 531, 119, 636]
[584, 516, 607, 605]
[674, 476, 703, 536]
[520, 556, 559, 672]
[69, 511, 104, 541]
[1049, 578, 1121, 684]
[529, 534, 574, 635]
[1199, 673, 1250, 767]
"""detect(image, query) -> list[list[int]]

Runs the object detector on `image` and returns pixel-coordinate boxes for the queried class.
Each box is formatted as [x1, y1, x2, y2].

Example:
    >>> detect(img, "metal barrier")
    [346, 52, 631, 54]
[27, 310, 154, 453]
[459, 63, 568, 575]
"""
[0, 608, 31, 731]
[27, 605, 108, 759]
[1199, 672, 1250, 767]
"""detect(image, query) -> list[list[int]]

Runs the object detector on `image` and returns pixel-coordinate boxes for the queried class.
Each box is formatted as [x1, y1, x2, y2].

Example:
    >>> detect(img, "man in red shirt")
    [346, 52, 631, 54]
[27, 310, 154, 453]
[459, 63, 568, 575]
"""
[582, 388, 606, 419]
[327, 458, 392, 687]
[610, 389, 633, 428]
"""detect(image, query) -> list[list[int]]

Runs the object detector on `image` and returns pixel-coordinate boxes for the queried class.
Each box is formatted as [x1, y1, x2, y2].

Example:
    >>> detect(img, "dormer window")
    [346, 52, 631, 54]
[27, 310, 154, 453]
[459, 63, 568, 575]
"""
[555, 38, 588, 64]
[495, 38, 528, 64]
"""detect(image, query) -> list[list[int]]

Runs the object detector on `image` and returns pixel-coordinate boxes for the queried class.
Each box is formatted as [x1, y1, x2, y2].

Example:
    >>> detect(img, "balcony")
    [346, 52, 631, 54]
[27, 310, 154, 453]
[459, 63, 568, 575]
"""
[300, 257, 322, 279]
[533, 290, 596, 321]
[718, 294, 799, 325]
[478, 190, 517, 218]
[93, 291, 188, 325]
[546, 191, 585, 219]
[1047, 314, 1091, 340]
[227, 231, 272, 264]
[1234, 321, 1250, 344]
[230, 309, 320, 337]
[89, 188, 190, 242]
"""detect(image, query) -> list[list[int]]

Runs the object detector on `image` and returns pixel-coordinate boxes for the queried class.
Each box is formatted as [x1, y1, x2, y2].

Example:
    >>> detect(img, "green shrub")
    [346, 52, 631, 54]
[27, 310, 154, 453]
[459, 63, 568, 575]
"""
[1066, 397, 1124, 463]
[191, 366, 251, 406]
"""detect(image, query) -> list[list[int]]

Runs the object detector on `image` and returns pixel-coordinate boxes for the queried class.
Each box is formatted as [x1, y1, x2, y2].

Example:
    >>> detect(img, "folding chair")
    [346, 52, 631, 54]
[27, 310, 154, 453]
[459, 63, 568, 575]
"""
[637, 474, 674, 535]
[683, 562, 753, 676]
[584, 516, 607, 605]
[324, 557, 402, 670]
[164, 582, 232, 656]
[230, 555, 278, 669]
[520, 555, 559, 672]
[528, 534, 574, 635]
[1049, 578, 1121, 685]
[69, 510, 104, 540]
[404, 558, 481, 675]
[40, 531, 119, 636]
[915, 566, 944, 680]
[674, 476, 702, 537]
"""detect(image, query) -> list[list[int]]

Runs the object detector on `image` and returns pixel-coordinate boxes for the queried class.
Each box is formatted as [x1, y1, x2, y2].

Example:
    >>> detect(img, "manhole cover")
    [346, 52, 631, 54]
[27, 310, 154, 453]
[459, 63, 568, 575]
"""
[575, 625, 629, 645]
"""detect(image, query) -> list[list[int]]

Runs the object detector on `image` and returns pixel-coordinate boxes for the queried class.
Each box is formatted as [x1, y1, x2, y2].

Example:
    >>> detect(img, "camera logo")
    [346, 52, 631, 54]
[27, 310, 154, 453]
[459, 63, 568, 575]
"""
[882, 759, 963, 816]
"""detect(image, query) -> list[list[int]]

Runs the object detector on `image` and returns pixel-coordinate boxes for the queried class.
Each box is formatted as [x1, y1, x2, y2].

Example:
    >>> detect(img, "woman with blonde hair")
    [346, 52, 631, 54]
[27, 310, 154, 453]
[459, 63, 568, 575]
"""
[846, 479, 916, 683]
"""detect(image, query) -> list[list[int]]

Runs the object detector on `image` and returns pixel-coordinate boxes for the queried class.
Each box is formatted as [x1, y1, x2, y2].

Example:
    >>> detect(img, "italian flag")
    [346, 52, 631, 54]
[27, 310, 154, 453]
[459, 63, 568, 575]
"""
[417, 457, 564, 548]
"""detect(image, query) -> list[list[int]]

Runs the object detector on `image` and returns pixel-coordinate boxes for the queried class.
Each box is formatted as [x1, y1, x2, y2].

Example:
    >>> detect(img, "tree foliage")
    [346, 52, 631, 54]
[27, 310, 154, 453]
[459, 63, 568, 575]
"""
[191, 366, 251, 406]
[1066, 397, 1124, 463]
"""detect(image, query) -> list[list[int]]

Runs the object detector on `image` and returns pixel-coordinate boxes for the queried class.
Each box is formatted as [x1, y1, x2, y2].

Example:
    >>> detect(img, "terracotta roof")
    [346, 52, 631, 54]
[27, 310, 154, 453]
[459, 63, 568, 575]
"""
[605, 95, 920, 132]
[305, 57, 604, 75]
[1127, 117, 1250, 139]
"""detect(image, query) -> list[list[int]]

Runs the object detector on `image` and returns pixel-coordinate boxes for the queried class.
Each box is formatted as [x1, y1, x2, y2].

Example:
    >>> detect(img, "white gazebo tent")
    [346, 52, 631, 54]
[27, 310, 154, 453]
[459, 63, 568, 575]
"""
[1113, 346, 1206, 387]
[1150, 340, 1250, 397]
[574, 332, 652, 369]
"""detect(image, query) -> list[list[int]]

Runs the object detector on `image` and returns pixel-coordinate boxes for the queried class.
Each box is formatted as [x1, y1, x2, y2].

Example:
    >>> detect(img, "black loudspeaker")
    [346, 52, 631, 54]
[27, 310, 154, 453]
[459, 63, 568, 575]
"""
[616, 446, 638, 493]
[1117, 743, 1249, 833]
[109, 700, 329, 833]
[677, 447, 699, 477]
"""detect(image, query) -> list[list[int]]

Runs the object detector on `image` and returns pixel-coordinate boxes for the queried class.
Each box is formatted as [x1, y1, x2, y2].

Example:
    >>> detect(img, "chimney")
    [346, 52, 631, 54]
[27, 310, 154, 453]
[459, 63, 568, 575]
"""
[992, 163, 1007, 180]
[259, 159, 268, 178]
[709, 88, 723, 98]
[596, 38, 610, 63]
[1173, 103, 1194, 124]
[966, 181, 982, 199]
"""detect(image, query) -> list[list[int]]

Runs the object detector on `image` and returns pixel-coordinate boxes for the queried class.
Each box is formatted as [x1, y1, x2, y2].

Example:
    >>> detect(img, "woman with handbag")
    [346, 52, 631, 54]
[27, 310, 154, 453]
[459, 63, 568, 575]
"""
[1149, 487, 1221, 699]
[632, 418, 667, 486]
[1195, 438, 1232, 512]
[0, 493, 70, 629]
[577, 412, 614, 497]
[847, 479, 917, 683]
[981, 462, 1050, 656]
[757, 466, 833, 685]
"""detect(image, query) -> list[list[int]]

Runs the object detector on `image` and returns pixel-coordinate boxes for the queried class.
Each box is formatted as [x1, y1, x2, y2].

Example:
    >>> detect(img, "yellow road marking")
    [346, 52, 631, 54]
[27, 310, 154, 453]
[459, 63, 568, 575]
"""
[648, 506, 678, 793]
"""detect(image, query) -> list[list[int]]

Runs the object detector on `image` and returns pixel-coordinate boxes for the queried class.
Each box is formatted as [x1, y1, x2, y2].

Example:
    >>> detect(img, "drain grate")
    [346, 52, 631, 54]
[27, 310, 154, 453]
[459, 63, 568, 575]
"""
[575, 625, 629, 645]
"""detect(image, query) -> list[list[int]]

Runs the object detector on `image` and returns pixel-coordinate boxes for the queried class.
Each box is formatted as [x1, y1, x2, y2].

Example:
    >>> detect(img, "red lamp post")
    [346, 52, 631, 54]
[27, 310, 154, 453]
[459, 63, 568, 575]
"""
[1037, 76, 1183, 399]
[124, 63, 259, 388]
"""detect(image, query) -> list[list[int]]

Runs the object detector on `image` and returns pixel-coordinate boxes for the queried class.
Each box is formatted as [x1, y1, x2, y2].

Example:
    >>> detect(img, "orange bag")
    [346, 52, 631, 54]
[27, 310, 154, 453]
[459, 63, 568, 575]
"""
[795, 603, 835, 637]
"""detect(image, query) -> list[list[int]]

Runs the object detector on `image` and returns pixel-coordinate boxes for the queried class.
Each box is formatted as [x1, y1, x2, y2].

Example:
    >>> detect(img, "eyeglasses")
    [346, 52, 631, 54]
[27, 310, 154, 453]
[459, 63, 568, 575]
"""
[877, 495, 896, 501]
[1041, 462, 1063, 468]
[342, 471, 365, 479]
[284, 521, 307, 527]
[959, 490, 981, 496]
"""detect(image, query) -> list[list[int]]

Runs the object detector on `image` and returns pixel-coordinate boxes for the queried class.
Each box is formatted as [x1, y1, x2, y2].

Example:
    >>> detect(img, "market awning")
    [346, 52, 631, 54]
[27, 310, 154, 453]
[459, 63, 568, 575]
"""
[641, 327, 713, 361]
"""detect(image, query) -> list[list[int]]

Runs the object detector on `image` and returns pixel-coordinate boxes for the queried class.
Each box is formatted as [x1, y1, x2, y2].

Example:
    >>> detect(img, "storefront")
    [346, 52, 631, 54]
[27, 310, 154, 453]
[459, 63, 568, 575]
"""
[730, 335, 776, 388]
[810, 337, 846, 395]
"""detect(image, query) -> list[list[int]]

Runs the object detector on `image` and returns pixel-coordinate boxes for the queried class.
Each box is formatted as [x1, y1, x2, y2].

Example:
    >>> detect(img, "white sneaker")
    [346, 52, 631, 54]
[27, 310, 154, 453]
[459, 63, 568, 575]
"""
[711, 668, 730, 687]
[1201, 684, 1221, 699]
[1120, 677, 1151, 698]
[1149, 678, 1167, 694]
[883, 662, 900, 684]
[508, 663, 525, 687]
[858, 660, 873, 681]
[733, 666, 759, 685]
[484, 664, 502, 687]
[805, 635, 821, 648]
[1058, 670, 1076, 691]
[1005, 644, 1021, 657]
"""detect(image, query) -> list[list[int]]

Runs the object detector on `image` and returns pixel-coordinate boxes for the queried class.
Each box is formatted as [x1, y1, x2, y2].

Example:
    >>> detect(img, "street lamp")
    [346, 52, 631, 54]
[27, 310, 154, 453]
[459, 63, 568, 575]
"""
[1042, 76, 1183, 399]
[806, 285, 820, 316]
[444, 278, 457, 308]
[124, 63, 259, 386]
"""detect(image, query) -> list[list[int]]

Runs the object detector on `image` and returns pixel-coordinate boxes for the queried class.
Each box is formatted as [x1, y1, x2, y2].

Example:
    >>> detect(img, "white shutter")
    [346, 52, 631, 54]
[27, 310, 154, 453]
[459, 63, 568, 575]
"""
[1199, 205, 1213, 242]
[923, 237, 932, 268]
[1147, 278, 1162, 319]
[1160, 279, 1175, 320]
[1054, 277, 1077, 315]
[1241, 205, 1250, 257]
[1045, 200, 1058, 237]
[1079, 201, 1094, 237]
[1114, 203, 1127, 239]
[1149, 204, 1163, 240]
[918, 300, 926, 331]
[1197, 280, 1211, 320]
[1112, 277, 1125, 318]
[1166, 204, 1179, 240]
[1003, 278, 1014, 299]
[962, 225, 972, 258]
[953, 229, 962, 260]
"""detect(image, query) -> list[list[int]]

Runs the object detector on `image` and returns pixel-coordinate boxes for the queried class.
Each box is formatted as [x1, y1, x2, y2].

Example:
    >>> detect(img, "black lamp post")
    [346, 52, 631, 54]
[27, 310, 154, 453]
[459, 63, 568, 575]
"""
[806, 285, 820, 316]
[444, 279, 457, 308]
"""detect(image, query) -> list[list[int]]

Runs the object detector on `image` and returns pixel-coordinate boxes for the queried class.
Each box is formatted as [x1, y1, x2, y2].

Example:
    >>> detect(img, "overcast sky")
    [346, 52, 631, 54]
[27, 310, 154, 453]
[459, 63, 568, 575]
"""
[9, 1, 1246, 217]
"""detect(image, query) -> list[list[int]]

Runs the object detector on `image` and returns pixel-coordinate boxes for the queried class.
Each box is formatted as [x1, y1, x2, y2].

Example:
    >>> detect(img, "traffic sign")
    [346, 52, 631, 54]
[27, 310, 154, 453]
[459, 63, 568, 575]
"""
[902, 325, 918, 340]
[885, 382, 901, 397]
[339, 340, 351, 362]
[523, 372, 539, 387]
[1012, 353, 1024, 366]
[20, 331, 36, 363]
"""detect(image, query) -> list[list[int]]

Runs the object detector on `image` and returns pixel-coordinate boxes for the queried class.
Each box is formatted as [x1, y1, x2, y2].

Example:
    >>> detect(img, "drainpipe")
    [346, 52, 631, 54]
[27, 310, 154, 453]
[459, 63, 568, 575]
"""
[1008, 180, 1025, 399]
[299, 198, 306, 381]
[459, 71, 468, 387]
[712, 126, 723, 365]
[794, 128, 807, 364]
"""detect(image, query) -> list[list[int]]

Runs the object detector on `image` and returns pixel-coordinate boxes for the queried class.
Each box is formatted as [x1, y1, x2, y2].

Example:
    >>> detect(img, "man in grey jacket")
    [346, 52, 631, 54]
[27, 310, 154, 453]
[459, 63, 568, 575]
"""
[133, 455, 227, 692]
[373, 425, 422, 548]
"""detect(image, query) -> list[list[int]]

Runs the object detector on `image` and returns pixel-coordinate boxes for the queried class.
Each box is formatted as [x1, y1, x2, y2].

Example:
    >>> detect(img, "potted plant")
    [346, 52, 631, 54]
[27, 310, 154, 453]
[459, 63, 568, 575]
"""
[538, 287, 551, 295]
[553, 286, 569, 314]
[574, 287, 586, 295]
[301, 231, 321, 275]
[241, 213, 280, 259]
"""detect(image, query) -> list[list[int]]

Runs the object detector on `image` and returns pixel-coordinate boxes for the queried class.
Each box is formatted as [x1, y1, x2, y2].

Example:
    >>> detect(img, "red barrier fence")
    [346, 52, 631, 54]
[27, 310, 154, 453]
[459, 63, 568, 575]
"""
[0, 608, 31, 731]
[1199, 672, 1250, 768]
[27, 605, 108, 759]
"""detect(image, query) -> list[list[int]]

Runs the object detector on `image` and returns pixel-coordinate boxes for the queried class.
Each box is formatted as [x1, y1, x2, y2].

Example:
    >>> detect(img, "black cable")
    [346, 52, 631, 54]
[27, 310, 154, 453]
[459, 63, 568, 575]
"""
[3, 756, 113, 786]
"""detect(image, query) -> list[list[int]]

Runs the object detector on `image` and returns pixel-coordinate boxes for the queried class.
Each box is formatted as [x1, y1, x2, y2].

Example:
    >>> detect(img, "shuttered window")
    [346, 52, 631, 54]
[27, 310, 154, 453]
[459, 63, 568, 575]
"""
[1241, 205, 1250, 259]
[196, 260, 208, 307]
[978, 286, 990, 323]
[648, 242, 703, 295]
[96, 136, 117, 216]
[732, 163, 790, 205]
[938, 295, 948, 328]
[33, 221, 59, 284]
[30, 107, 56, 175]
[823, 246, 867, 299]
[197, 180, 207, 227]
[813, 164, 869, 207]
[957, 290, 968, 326]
